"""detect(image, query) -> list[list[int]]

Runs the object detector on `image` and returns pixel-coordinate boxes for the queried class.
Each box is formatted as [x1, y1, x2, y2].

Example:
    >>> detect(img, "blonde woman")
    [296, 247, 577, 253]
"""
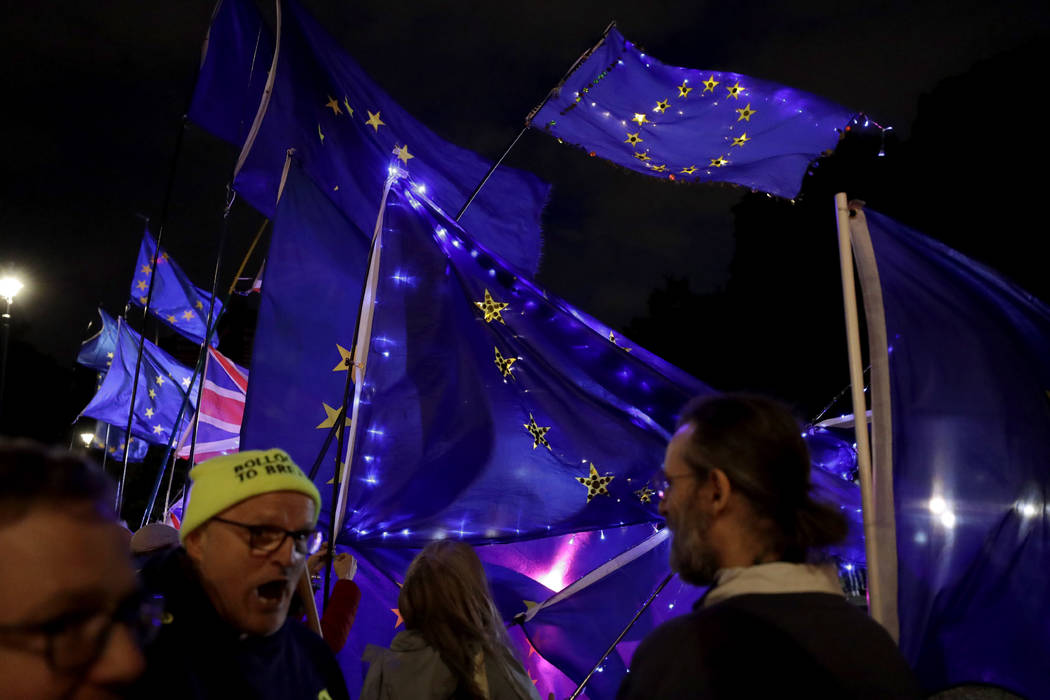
[360, 541, 541, 700]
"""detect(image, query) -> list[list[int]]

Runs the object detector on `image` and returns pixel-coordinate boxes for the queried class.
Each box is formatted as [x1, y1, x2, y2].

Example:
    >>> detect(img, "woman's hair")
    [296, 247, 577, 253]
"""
[399, 540, 520, 699]
[676, 393, 848, 562]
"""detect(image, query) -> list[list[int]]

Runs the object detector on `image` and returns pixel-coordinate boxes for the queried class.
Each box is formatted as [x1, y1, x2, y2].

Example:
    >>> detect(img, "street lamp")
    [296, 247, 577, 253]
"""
[80, 431, 95, 448]
[0, 274, 24, 425]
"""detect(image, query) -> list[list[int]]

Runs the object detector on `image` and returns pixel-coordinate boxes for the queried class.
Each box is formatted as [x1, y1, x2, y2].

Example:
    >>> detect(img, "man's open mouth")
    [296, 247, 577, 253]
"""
[256, 579, 287, 603]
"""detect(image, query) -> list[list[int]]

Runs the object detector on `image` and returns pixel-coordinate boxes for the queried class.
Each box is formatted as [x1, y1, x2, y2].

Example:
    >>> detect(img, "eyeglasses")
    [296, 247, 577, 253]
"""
[657, 472, 698, 495]
[211, 517, 323, 556]
[0, 590, 164, 674]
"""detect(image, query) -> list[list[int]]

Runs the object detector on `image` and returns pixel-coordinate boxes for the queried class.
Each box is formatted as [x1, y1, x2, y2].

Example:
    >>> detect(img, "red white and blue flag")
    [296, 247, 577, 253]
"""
[177, 346, 248, 463]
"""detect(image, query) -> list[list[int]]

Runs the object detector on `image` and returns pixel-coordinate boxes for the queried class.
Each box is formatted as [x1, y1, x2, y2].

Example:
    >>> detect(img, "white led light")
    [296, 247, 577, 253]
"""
[928, 496, 947, 515]
[939, 510, 956, 528]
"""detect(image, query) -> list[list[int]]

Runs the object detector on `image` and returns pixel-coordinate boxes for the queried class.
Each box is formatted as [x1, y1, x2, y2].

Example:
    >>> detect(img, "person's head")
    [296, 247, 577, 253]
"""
[399, 541, 515, 700]
[659, 394, 847, 585]
[0, 439, 150, 700]
[179, 448, 322, 637]
[129, 523, 179, 569]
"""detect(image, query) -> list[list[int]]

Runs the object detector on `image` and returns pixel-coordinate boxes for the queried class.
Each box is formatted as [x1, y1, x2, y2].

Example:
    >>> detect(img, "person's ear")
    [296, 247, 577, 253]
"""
[183, 525, 207, 563]
[708, 468, 733, 515]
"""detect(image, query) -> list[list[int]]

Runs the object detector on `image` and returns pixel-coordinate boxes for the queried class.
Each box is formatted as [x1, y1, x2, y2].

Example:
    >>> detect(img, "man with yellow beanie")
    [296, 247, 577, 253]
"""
[134, 448, 350, 699]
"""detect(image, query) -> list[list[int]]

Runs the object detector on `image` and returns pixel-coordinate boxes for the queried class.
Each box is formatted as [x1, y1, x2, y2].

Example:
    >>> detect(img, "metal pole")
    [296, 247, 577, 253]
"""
[454, 126, 527, 222]
[0, 297, 11, 426]
[566, 572, 674, 700]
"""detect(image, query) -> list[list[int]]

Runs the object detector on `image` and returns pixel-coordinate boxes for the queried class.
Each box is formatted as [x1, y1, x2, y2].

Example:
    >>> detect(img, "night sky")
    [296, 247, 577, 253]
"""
[2, 0, 1049, 443]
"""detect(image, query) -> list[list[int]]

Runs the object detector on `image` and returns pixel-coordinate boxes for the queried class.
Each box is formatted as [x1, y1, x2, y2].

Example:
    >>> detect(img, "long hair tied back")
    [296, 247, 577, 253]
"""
[399, 540, 521, 699]
[677, 394, 848, 562]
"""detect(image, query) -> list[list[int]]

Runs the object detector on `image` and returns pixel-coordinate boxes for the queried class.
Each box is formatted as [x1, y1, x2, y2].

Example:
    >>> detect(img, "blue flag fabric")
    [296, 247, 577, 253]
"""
[129, 232, 221, 347]
[192, 0, 549, 276]
[239, 163, 370, 485]
[80, 320, 197, 446]
[187, 0, 273, 149]
[77, 308, 122, 373]
[861, 209, 1050, 698]
[336, 177, 714, 547]
[531, 27, 856, 199]
[89, 421, 149, 463]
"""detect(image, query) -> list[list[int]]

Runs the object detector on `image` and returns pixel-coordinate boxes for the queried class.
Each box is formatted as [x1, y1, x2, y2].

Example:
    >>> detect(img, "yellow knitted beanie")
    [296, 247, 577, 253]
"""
[179, 448, 321, 542]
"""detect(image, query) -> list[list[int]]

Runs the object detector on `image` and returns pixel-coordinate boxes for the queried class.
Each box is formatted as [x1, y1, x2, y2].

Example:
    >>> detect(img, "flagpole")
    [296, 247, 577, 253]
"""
[832, 192, 883, 627]
[565, 572, 673, 700]
[455, 22, 617, 223]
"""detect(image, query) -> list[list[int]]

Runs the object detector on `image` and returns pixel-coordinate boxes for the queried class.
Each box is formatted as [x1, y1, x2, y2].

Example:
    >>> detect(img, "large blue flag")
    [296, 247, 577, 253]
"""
[856, 209, 1050, 698]
[129, 232, 222, 347]
[80, 319, 197, 446]
[77, 308, 122, 373]
[239, 162, 370, 482]
[192, 0, 550, 275]
[89, 421, 149, 463]
[530, 27, 857, 199]
[335, 176, 713, 547]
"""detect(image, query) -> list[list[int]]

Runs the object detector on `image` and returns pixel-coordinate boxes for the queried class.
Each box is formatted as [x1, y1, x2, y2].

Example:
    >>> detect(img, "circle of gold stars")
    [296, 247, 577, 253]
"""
[523, 414, 551, 450]
[576, 463, 614, 502]
[494, 347, 517, 378]
[634, 486, 656, 504]
[474, 289, 508, 324]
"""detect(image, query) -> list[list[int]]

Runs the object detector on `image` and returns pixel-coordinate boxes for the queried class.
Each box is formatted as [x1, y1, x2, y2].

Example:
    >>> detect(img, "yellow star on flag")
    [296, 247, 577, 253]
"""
[634, 151, 651, 162]
[155, 376, 165, 386]
[576, 463, 614, 502]
[635, 486, 656, 503]
[182, 310, 194, 320]
[182, 377, 191, 388]
[710, 155, 729, 167]
[153, 425, 164, 435]
[332, 344, 353, 372]
[523, 414, 551, 451]
[732, 133, 751, 147]
[166, 315, 177, 324]
[159, 253, 169, 263]
[681, 165, 698, 174]
[144, 408, 154, 418]
[624, 132, 643, 147]
[474, 290, 508, 324]
[343, 95, 353, 116]
[365, 110, 385, 131]
[139, 296, 148, 305]
[654, 99, 670, 113]
[650, 164, 667, 172]
[702, 75, 719, 92]
[317, 123, 325, 143]
[106, 352, 114, 359]
[149, 388, 157, 399]
[316, 402, 352, 434]
[494, 347, 517, 378]
[324, 95, 342, 115]
[631, 113, 649, 125]
[195, 300, 204, 310]
[677, 82, 692, 98]
[140, 264, 152, 275]
[393, 144, 414, 164]
[136, 280, 148, 291]
[735, 104, 756, 122]
[726, 82, 745, 99]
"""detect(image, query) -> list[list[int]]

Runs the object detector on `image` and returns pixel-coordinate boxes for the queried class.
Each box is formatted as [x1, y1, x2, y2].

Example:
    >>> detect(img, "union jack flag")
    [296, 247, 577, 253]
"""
[177, 346, 248, 463]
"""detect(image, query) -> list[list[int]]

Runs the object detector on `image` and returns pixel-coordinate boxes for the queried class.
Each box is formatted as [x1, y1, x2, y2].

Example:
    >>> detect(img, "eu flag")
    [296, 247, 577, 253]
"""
[77, 308, 121, 373]
[80, 319, 197, 446]
[205, 0, 550, 275]
[855, 208, 1050, 698]
[89, 420, 149, 463]
[129, 232, 221, 347]
[531, 27, 856, 199]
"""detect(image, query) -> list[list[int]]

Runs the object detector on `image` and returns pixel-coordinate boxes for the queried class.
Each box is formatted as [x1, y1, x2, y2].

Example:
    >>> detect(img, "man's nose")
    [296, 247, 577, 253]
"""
[271, 534, 302, 569]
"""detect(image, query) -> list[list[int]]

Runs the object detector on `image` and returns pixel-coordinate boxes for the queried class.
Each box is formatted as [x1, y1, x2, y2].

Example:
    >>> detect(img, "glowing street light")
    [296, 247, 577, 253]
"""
[79, 432, 95, 448]
[0, 274, 25, 424]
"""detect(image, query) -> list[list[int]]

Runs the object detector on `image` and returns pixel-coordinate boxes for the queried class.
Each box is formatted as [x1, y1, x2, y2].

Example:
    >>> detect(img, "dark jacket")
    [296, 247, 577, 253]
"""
[134, 548, 350, 700]
[618, 592, 923, 700]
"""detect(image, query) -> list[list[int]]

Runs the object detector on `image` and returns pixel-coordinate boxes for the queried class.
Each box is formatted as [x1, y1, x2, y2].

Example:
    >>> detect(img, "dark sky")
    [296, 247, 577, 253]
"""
[2, 0, 1049, 438]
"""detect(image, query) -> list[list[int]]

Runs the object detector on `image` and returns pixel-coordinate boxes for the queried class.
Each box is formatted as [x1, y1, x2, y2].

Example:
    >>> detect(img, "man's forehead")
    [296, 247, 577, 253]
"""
[222, 490, 314, 522]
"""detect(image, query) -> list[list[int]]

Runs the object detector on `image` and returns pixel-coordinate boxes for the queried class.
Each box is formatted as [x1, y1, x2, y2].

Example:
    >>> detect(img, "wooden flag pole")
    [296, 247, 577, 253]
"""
[833, 192, 883, 626]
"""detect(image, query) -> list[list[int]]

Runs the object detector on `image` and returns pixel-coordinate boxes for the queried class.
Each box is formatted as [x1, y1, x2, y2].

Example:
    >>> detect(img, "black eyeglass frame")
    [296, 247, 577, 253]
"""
[210, 516, 323, 556]
[0, 590, 164, 674]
